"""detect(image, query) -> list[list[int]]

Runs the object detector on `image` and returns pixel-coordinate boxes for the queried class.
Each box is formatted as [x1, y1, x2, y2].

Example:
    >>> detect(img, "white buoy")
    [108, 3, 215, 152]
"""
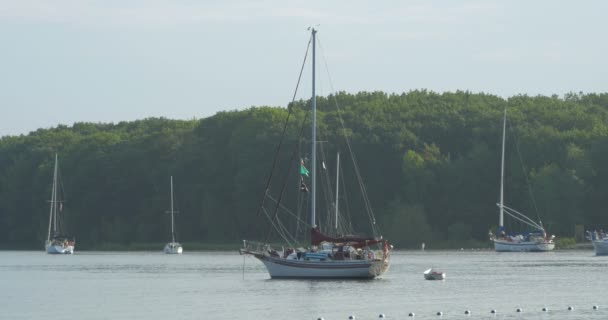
[593, 305, 599, 310]
[436, 311, 443, 316]
[379, 314, 385, 318]
[490, 309, 497, 314]
[542, 307, 549, 312]
[464, 310, 471, 315]
[408, 312, 415, 317]
[516, 308, 523, 312]
[567, 306, 574, 311]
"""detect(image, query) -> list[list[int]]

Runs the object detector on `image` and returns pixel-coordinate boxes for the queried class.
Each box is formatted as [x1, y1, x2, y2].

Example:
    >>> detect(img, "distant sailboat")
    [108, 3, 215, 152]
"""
[164, 176, 183, 254]
[587, 230, 608, 256]
[592, 238, 608, 256]
[490, 108, 555, 252]
[45, 154, 75, 254]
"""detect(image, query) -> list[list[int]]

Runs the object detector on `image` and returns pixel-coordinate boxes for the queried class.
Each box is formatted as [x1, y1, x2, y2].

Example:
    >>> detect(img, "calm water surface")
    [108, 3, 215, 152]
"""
[0, 250, 606, 320]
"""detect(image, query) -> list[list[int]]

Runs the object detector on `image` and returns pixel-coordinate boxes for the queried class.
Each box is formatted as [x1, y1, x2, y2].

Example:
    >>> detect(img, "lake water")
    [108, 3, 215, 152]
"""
[0, 250, 606, 320]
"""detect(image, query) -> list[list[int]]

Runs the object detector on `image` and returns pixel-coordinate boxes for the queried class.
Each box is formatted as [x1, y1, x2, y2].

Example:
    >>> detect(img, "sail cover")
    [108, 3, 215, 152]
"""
[311, 227, 380, 247]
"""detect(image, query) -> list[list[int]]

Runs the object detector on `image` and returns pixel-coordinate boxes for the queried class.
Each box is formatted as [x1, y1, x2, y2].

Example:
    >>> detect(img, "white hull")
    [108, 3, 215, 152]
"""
[494, 239, 555, 252]
[593, 240, 608, 256]
[255, 255, 389, 279]
[164, 242, 183, 254]
[46, 242, 74, 254]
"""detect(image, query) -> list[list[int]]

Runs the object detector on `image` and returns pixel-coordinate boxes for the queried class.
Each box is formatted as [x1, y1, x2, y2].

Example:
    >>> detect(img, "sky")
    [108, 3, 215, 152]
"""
[1, 0, 607, 136]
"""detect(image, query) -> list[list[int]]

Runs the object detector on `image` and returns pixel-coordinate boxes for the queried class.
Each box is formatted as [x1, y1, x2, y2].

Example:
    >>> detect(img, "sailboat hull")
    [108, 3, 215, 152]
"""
[592, 240, 608, 256]
[494, 239, 554, 252]
[164, 242, 183, 254]
[45, 242, 74, 254]
[255, 255, 389, 279]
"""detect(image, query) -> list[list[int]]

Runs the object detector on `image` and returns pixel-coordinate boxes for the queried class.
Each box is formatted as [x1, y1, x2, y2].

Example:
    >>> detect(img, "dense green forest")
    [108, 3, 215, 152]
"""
[1, 90, 608, 250]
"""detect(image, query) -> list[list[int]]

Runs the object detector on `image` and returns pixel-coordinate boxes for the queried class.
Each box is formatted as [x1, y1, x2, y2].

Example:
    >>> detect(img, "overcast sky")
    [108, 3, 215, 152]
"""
[1, 0, 606, 136]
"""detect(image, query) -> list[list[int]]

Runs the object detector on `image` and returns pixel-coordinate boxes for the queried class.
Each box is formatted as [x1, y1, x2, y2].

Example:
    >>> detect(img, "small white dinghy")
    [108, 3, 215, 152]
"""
[424, 268, 445, 280]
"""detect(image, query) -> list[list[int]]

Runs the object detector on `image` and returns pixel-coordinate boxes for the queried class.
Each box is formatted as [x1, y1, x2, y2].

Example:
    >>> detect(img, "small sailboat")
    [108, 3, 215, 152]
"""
[592, 239, 608, 256]
[240, 28, 391, 279]
[491, 108, 555, 252]
[45, 154, 75, 254]
[164, 176, 183, 254]
[587, 230, 608, 256]
[423, 268, 445, 280]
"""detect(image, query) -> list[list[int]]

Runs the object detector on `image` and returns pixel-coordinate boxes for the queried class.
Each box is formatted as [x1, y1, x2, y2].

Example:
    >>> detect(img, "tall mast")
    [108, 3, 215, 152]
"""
[311, 28, 317, 229]
[335, 152, 340, 230]
[53, 154, 59, 234]
[47, 154, 58, 241]
[170, 176, 175, 243]
[499, 108, 507, 228]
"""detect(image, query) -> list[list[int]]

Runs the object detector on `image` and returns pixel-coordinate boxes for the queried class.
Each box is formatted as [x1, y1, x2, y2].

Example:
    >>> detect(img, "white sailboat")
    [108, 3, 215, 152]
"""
[240, 29, 391, 279]
[45, 154, 75, 254]
[592, 239, 608, 256]
[164, 176, 183, 254]
[587, 230, 608, 255]
[491, 108, 555, 252]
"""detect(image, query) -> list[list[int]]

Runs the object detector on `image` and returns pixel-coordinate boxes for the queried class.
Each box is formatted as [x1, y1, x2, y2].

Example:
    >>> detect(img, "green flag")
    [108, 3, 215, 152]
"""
[300, 159, 309, 177]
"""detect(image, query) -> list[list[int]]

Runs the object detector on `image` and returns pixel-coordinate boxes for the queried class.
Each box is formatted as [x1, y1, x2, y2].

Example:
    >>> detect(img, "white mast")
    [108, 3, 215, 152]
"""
[53, 154, 59, 234]
[499, 108, 507, 228]
[311, 28, 317, 229]
[170, 176, 175, 243]
[335, 152, 340, 230]
[46, 154, 57, 240]
[47, 154, 58, 241]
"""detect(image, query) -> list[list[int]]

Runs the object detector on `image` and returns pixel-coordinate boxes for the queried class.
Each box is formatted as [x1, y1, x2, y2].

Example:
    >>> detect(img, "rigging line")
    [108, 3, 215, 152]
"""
[273, 209, 299, 246]
[261, 207, 293, 246]
[274, 215, 297, 246]
[254, 36, 312, 223]
[55, 158, 66, 235]
[264, 191, 310, 226]
[317, 37, 382, 238]
[508, 116, 543, 224]
[502, 209, 543, 231]
[295, 143, 307, 239]
[339, 160, 354, 234]
[503, 208, 542, 230]
[264, 108, 311, 243]
[501, 204, 544, 230]
[317, 141, 337, 233]
[501, 204, 542, 226]
[295, 192, 306, 239]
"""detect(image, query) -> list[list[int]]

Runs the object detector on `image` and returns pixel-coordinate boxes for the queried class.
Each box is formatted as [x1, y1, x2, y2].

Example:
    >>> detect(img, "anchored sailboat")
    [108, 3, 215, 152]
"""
[45, 154, 75, 254]
[587, 230, 608, 255]
[240, 29, 391, 278]
[490, 108, 555, 252]
[164, 176, 183, 254]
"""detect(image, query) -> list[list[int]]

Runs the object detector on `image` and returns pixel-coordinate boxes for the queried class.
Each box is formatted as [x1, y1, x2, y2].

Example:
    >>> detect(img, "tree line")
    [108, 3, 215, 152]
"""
[1, 90, 607, 249]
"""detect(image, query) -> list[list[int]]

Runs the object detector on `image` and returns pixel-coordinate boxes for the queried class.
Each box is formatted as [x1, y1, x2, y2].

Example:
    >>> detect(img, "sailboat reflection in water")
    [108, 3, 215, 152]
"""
[240, 28, 391, 279]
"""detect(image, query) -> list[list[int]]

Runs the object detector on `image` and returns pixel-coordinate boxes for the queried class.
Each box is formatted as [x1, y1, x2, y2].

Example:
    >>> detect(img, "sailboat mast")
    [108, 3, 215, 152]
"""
[335, 152, 340, 230]
[499, 108, 507, 228]
[47, 154, 58, 241]
[53, 154, 59, 234]
[311, 28, 317, 229]
[170, 176, 175, 243]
